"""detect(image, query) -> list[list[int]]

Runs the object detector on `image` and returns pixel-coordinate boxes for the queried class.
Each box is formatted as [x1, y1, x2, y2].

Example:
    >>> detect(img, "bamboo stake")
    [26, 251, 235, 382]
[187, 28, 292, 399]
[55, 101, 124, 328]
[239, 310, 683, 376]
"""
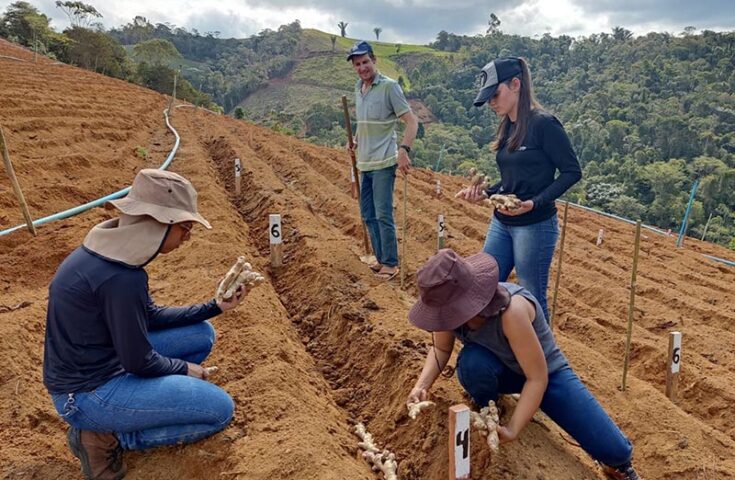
[0, 126, 37, 236]
[701, 213, 713, 241]
[401, 175, 407, 289]
[621, 220, 642, 391]
[549, 201, 569, 328]
[341, 95, 370, 254]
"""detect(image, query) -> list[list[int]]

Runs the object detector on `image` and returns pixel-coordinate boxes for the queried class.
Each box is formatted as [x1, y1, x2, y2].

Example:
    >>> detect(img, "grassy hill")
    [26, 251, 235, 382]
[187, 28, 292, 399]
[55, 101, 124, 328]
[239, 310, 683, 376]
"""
[240, 29, 448, 118]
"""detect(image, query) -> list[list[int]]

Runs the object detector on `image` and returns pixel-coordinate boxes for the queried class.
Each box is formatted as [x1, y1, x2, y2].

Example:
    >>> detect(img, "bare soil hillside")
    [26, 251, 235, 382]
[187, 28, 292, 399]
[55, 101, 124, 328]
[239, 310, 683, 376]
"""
[1, 39, 734, 480]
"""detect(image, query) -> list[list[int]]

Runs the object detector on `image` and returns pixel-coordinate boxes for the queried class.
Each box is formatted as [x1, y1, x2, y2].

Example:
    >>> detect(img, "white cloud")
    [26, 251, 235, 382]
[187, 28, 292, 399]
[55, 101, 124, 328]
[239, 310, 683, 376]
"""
[0, 0, 732, 42]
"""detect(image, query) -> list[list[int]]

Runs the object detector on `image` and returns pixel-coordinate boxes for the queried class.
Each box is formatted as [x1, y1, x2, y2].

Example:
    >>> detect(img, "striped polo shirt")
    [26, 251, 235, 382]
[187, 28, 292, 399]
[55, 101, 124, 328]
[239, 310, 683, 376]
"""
[355, 73, 411, 172]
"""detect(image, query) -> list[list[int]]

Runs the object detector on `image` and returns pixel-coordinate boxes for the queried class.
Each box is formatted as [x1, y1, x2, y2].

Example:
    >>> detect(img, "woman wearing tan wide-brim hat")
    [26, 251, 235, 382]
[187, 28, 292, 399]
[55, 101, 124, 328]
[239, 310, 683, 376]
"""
[406, 249, 640, 480]
[43, 169, 247, 480]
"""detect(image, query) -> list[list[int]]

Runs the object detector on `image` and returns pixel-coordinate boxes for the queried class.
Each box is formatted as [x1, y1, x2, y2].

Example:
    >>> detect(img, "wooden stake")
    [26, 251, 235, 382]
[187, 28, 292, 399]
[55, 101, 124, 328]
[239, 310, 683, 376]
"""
[621, 220, 642, 391]
[0, 126, 37, 236]
[269, 214, 283, 269]
[437, 214, 446, 251]
[448, 404, 470, 480]
[435, 179, 442, 197]
[701, 213, 713, 241]
[549, 201, 569, 328]
[341, 95, 370, 254]
[596, 228, 605, 246]
[169, 69, 178, 116]
[349, 166, 358, 199]
[666, 331, 682, 401]
[401, 175, 407, 289]
[234, 158, 241, 196]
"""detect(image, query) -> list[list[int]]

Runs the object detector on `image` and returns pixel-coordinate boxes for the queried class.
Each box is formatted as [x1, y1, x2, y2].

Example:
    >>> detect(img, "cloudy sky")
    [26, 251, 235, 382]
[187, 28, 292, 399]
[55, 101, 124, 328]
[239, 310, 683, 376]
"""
[3, 0, 734, 43]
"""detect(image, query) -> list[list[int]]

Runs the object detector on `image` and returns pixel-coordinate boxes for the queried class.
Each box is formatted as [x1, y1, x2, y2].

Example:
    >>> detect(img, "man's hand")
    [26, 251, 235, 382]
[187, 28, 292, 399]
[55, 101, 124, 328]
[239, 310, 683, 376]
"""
[397, 149, 411, 176]
[217, 285, 245, 312]
[346, 141, 357, 160]
[187, 362, 209, 380]
[498, 199, 534, 216]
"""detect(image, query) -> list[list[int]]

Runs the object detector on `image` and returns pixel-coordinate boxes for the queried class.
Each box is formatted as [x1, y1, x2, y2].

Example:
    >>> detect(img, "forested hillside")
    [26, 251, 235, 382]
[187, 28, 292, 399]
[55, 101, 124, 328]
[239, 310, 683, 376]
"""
[1, 1, 733, 248]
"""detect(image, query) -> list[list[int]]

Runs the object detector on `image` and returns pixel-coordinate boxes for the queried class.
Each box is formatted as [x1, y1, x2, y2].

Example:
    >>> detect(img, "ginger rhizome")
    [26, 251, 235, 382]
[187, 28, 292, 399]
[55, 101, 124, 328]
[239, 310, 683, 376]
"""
[354, 423, 398, 480]
[470, 400, 500, 453]
[488, 193, 522, 210]
[215, 256, 265, 303]
[407, 401, 435, 420]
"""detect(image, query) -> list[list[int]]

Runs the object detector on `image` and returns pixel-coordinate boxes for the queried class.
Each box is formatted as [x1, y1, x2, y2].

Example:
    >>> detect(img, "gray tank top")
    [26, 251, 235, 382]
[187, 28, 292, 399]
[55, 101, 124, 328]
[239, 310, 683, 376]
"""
[454, 282, 568, 375]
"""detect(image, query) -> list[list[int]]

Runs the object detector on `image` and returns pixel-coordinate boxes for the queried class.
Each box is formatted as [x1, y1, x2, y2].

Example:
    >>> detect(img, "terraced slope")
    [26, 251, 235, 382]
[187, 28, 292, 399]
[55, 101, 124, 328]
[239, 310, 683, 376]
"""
[1, 38, 734, 479]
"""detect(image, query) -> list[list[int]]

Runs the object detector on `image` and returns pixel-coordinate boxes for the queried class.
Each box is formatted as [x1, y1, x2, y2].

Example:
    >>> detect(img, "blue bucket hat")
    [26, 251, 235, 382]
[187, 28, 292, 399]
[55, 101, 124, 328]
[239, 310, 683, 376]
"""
[347, 40, 374, 61]
[473, 57, 522, 107]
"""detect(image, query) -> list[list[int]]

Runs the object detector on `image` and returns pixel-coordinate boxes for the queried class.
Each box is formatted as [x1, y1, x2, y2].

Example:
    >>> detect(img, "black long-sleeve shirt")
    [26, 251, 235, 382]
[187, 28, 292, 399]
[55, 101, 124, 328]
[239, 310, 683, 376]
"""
[486, 110, 582, 226]
[43, 246, 221, 394]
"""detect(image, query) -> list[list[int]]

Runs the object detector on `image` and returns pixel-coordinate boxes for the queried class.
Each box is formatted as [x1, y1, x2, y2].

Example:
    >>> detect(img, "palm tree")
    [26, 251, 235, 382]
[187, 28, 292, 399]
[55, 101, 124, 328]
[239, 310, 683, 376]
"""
[374, 27, 382, 41]
[338, 21, 348, 37]
[330, 35, 337, 52]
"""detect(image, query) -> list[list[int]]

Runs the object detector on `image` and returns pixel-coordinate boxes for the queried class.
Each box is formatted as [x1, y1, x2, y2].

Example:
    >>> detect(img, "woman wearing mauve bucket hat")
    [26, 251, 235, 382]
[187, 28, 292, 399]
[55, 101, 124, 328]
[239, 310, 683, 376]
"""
[406, 249, 640, 480]
[43, 169, 248, 479]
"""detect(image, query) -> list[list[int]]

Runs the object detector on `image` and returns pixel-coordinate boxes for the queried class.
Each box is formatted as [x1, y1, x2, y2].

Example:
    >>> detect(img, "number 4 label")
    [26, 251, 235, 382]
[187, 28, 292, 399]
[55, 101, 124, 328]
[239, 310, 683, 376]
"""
[449, 405, 470, 479]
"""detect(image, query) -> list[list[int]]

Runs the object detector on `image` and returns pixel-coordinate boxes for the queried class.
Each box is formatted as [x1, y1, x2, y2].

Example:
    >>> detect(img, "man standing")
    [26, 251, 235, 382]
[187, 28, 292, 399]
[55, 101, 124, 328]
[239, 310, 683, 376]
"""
[347, 40, 418, 279]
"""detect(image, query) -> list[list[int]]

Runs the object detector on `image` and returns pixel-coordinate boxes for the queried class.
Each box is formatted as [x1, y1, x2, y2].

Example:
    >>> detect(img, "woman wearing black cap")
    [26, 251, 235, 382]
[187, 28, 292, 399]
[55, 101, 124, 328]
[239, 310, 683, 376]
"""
[406, 249, 639, 480]
[456, 57, 581, 322]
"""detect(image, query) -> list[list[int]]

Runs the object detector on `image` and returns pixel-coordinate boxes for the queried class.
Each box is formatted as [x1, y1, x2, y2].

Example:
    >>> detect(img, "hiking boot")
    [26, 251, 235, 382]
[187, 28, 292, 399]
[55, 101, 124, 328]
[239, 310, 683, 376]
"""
[66, 427, 126, 480]
[601, 462, 641, 480]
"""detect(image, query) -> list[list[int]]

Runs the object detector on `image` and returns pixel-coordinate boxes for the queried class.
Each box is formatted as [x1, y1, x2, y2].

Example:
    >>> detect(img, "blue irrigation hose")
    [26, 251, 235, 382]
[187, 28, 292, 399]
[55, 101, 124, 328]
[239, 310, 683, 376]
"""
[0, 109, 180, 236]
[562, 201, 670, 236]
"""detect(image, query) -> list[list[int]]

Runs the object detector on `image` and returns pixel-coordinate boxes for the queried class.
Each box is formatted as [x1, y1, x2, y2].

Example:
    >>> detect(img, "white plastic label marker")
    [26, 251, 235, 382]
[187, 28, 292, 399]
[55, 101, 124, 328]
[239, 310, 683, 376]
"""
[438, 214, 446, 237]
[235, 158, 241, 177]
[670, 331, 682, 374]
[448, 404, 470, 480]
[269, 214, 282, 245]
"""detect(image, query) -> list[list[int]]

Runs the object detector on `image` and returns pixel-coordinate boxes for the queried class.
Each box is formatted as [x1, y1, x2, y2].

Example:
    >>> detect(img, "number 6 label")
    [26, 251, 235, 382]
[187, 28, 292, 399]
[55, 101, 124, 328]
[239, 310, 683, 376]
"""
[670, 332, 681, 374]
[269, 214, 282, 245]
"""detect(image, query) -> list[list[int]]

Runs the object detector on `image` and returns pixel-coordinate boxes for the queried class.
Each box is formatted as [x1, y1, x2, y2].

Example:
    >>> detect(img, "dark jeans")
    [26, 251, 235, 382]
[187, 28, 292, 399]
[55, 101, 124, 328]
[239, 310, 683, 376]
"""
[51, 321, 234, 450]
[456, 342, 633, 468]
[483, 215, 559, 320]
[360, 164, 398, 267]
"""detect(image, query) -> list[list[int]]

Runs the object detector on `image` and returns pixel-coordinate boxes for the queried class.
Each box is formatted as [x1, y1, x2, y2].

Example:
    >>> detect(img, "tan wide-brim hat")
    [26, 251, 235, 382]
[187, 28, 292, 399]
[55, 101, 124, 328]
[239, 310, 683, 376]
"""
[109, 169, 211, 229]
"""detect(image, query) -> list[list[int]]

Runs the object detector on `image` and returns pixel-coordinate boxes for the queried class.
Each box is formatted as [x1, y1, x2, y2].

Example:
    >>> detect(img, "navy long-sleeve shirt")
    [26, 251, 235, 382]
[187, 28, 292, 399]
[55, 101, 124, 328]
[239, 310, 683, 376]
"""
[486, 110, 582, 226]
[43, 246, 221, 394]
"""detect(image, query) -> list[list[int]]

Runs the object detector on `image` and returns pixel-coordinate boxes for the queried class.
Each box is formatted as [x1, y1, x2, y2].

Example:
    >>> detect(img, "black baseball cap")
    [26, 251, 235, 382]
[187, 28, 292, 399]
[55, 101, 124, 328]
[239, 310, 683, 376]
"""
[473, 57, 522, 107]
[346, 40, 374, 61]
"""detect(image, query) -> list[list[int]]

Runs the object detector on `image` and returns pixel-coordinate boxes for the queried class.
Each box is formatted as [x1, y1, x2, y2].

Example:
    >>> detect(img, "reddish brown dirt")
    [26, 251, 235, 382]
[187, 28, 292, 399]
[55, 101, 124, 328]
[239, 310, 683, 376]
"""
[1, 39, 734, 479]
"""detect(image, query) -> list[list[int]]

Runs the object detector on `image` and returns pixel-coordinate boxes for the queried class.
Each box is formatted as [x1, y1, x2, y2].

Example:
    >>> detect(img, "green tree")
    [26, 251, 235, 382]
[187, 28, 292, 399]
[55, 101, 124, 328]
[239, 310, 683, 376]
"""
[0, 1, 65, 55]
[234, 106, 245, 119]
[487, 13, 501, 34]
[330, 34, 336, 52]
[133, 38, 180, 65]
[55, 1, 101, 28]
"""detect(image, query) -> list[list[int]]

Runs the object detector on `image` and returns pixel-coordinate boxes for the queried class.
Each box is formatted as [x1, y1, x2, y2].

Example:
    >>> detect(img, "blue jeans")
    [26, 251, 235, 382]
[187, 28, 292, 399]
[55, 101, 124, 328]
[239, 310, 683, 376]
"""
[360, 165, 398, 267]
[456, 343, 633, 468]
[51, 321, 234, 450]
[482, 215, 559, 320]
